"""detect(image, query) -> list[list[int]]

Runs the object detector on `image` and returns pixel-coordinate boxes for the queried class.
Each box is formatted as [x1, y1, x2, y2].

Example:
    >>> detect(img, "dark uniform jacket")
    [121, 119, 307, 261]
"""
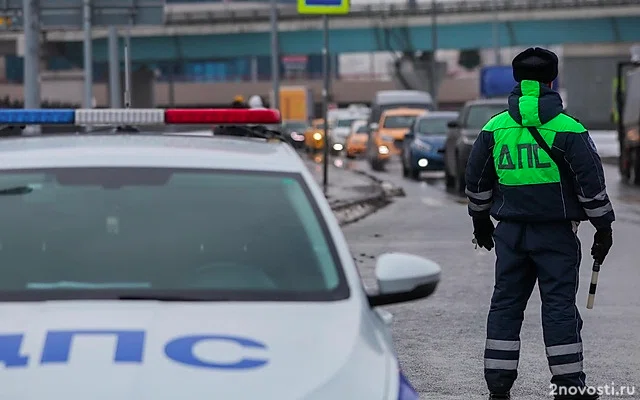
[465, 81, 615, 230]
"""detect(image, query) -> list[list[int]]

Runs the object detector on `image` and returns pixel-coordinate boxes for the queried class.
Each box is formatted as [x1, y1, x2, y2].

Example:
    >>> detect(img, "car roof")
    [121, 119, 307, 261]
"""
[417, 111, 459, 119]
[374, 90, 433, 104]
[466, 98, 509, 106]
[0, 134, 304, 173]
[381, 108, 426, 116]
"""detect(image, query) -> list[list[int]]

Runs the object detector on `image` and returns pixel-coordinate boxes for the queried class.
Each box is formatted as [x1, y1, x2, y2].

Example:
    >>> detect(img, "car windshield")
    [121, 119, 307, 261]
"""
[466, 104, 507, 130]
[380, 103, 433, 113]
[383, 115, 417, 129]
[356, 125, 368, 133]
[416, 117, 452, 135]
[336, 119, 357, 127]
[0, 168, 348, 302]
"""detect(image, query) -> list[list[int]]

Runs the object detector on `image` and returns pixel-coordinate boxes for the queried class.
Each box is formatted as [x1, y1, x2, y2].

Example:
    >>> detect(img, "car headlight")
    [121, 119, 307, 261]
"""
[412, 140, 432, 152]
[378, 145, 390, 155]
[313, 132, 322, 141]
[381, 135, 393, 142]
[333, 143, 343, 151]
[398, 371, 419, 400]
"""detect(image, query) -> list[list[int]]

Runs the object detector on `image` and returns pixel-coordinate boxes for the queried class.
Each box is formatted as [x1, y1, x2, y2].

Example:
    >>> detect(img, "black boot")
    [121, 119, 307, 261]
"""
[489, 393, 510, 399]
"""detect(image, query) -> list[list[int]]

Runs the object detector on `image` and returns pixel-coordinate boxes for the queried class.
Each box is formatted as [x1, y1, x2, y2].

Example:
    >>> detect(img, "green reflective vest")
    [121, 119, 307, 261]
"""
[483, 84, 586, 187]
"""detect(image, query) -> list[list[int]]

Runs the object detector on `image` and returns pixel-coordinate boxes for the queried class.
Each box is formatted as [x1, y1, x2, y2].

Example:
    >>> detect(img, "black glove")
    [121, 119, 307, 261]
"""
[472, 217, 495, 251]
[591, 227, 613, 264]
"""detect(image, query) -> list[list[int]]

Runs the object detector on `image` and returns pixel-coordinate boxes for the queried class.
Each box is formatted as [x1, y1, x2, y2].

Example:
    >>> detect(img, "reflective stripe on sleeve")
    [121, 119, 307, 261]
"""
[584, 203, 613, 218]
[486, 339, 520, 351]
[577, 188, 607, 203]
[469, 202, 492, 212]
[546, 342, 583, 357]
[550, 361, 583, 376]
[465, 188, 493, 201]
[484, 358, 518, 370]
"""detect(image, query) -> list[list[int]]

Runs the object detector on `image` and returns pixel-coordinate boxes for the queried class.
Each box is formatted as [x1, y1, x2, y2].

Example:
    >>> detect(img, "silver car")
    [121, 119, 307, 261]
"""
[0, 109, 440, 399]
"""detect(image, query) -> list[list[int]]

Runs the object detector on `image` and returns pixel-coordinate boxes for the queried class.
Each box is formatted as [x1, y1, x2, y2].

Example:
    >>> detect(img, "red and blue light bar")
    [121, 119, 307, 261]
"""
[0, 108, 282, 126]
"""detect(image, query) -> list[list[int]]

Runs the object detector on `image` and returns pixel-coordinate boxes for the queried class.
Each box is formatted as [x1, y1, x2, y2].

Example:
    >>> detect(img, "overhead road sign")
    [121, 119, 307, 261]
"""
[0, 0, 165, 29]
[297, 0, 349, 15]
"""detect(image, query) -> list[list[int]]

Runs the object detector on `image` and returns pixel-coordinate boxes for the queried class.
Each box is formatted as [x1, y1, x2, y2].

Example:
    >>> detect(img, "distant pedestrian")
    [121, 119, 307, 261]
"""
[464, 47, 614, 400]
[231, 95, 248, 108]
[247, 95, 266, 109]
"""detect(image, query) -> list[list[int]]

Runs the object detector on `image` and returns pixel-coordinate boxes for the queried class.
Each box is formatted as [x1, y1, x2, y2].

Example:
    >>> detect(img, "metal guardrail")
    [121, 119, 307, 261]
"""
[165, 0, 640, 25]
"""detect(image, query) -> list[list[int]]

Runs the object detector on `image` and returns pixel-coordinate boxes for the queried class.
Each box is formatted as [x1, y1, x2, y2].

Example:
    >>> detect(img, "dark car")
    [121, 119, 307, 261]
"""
[401, 111, 459, 180]
[444, 99, 508, 193]
[281, 121, 309, 149]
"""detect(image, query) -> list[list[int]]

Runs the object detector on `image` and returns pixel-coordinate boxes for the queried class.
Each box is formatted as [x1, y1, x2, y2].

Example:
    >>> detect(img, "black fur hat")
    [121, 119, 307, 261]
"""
[512, 47, 559, 83]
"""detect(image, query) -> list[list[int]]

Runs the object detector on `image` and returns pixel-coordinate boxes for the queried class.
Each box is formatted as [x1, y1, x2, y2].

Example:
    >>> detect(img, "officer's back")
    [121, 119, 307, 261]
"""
[467, 55, 613, 231]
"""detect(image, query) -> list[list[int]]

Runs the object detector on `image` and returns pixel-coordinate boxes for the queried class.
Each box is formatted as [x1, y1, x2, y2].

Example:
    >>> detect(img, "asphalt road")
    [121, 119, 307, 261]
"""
[304, 142, 640, 399]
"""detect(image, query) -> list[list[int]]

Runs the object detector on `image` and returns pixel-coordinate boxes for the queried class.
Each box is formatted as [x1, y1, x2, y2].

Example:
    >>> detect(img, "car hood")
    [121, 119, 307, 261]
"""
[379, 128, 410, 140]
[0, 301, 392, 399]
[415, 134, 446, 146]
[349, 134, 368, 143]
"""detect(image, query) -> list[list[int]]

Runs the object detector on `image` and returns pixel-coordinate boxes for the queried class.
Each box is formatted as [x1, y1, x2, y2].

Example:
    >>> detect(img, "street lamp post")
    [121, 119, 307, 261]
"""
[270, 0, 280, 110]
[492, 0, 501, 65]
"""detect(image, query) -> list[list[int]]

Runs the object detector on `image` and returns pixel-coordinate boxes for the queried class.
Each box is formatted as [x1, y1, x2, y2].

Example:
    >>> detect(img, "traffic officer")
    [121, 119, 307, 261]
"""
[464, 47, 615, 400]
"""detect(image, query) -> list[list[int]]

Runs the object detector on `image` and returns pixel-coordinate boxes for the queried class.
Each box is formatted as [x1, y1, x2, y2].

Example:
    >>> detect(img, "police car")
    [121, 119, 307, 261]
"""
[0, 107, 440, 400]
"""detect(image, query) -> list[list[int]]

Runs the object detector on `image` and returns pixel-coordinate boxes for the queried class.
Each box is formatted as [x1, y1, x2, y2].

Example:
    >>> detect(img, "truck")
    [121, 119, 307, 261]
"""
[272, 86, 313, 123]
[479, 65, 559, 99]
[616, 56, 640, 185]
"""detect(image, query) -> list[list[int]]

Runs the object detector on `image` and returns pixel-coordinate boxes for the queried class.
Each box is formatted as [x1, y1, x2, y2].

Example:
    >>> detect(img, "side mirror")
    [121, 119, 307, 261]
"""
[369, 122, 379, 131]
[404, 132, 415, 140]
[447, 120, 459, 128]
[367, 252, 441, 307]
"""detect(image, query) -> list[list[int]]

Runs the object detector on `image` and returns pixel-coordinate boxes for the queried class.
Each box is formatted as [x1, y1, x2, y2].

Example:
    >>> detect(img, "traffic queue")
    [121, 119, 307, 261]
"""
[290, 63, 568, 197]
[293, 83, 515, 194]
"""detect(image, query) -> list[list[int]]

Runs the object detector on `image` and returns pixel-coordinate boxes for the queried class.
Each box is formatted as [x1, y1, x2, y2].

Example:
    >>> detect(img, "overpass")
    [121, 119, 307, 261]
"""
[31, 0, 640, 63]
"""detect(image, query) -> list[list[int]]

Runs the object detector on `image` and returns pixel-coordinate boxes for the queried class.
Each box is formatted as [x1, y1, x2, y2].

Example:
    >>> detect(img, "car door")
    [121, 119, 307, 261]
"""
[445, 106, 467, 176]
[405, 118, 422, 167]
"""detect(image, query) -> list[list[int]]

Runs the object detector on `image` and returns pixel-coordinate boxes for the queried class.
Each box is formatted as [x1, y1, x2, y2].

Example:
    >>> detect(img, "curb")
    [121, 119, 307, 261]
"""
[327, 167, 404, 226]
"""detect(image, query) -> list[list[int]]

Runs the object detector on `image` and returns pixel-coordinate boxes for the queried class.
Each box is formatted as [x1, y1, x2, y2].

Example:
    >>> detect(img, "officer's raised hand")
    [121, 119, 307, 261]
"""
[591, 227, 613, 264]
[472, 217, 495, 251]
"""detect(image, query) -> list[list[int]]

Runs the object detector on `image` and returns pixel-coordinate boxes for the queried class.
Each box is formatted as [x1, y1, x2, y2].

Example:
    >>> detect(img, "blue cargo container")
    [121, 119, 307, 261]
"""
[480, 65, 559, 98]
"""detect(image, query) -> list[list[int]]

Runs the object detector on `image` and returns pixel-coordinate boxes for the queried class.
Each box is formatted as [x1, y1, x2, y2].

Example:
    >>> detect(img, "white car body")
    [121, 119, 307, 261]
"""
[0, 133, 439, 400]
[330, 108, 370, 151]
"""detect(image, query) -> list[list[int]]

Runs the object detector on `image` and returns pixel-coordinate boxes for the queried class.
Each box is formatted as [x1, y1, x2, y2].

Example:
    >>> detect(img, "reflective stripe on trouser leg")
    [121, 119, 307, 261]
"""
[533, 221, 587, 389]
[485, 222, 537, 394]
[485, 340, 520, 370]
[547, 342, 585, 385]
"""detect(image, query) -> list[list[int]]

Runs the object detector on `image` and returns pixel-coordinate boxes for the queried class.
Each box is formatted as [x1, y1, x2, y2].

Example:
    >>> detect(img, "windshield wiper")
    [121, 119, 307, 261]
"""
[0, 186, 33, 195]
